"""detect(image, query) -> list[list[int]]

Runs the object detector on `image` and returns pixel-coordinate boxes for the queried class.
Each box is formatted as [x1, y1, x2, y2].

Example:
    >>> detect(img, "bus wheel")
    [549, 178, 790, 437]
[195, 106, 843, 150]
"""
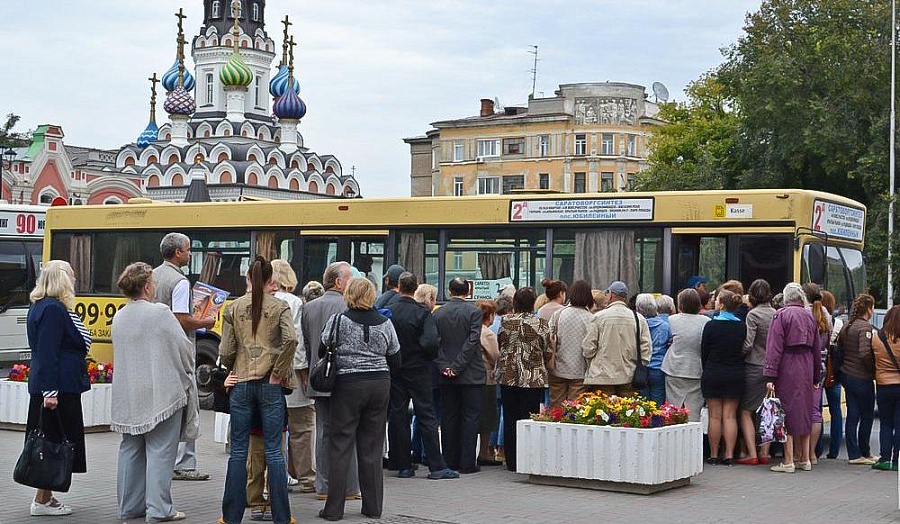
[196, 338, 218, 411]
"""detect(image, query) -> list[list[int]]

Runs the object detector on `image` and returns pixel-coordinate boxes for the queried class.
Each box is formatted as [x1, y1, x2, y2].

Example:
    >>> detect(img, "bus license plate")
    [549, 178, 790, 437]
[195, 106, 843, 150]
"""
[18, 351, 31, 361]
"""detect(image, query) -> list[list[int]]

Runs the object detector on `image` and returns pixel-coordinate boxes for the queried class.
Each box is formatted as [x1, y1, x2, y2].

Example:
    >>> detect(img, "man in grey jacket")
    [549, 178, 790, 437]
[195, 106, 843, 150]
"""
[433, 277, 485, 474]
[300, 261, 360, 499]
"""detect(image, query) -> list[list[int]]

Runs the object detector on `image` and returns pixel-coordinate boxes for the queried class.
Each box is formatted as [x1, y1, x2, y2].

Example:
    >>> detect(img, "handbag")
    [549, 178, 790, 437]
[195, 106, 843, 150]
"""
[631, 310, 649, 390]
[310, 313, 342, 393]
[13, 407, 75, 492]
[756, 391, 787, 444]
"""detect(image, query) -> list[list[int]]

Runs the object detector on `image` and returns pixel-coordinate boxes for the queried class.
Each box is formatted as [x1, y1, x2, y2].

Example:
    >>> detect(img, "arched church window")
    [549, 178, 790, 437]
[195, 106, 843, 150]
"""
[206, 73, 214, 105]
[39, 193, 54, 204]
[252, 3, 259, 21]
[254, 76, 261, 107]
[212, 0, 221, 18]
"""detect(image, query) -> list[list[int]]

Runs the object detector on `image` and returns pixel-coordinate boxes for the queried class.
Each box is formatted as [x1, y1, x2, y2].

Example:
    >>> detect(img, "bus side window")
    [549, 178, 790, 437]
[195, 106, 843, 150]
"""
[0, 240, 28, 310]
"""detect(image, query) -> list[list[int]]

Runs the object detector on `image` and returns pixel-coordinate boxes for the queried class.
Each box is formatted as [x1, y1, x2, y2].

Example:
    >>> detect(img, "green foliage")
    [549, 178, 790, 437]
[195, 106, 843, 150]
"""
[0, 113, 32, 149]
[644, 0, 898, 303]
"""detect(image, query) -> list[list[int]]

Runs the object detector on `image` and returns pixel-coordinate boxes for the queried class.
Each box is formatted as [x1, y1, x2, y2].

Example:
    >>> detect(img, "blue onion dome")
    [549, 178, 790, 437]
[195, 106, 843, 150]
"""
[273, 85, 306, 120]
[162, 60, 195, 92]
[220, 51, 254, 87]
[164, 85, 196, 116]
[269, 65, 301, 98]
[136, 121, 159, 148]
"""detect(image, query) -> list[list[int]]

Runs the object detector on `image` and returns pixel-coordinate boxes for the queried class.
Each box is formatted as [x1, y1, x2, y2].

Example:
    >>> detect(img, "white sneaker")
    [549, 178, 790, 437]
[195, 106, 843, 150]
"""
[849, 457, 877, 465]
[770, 462, 795, 473]
[30, 498, 73, 516]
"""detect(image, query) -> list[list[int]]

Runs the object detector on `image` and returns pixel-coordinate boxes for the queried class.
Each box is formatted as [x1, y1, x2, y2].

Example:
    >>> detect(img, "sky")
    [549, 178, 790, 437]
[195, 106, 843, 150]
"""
[1, 1, 761, 197]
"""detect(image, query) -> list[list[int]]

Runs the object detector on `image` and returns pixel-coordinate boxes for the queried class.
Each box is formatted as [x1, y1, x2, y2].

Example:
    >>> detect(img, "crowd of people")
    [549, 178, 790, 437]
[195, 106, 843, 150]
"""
[19, 234, 900, 521]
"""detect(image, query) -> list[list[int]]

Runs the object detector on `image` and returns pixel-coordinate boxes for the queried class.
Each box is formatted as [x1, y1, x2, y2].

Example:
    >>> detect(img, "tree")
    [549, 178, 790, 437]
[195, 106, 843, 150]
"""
[0, 113, 32, 148]
[636, 74, 742, 191]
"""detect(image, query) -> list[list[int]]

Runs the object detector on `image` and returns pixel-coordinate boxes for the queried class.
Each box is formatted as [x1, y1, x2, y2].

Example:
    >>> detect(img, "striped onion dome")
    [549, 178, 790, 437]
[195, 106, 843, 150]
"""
[163, 85, 196, 116]
[136, 121, 159, 148]
[220, 51, 254, 87]
[273, 81, 306, 120]
[269, 65, 300, 98]
[162, 60, 195, 92]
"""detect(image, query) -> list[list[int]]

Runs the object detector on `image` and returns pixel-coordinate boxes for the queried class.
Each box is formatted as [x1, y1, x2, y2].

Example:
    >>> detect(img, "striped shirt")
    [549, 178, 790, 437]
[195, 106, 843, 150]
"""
[43, 312, 93, 398]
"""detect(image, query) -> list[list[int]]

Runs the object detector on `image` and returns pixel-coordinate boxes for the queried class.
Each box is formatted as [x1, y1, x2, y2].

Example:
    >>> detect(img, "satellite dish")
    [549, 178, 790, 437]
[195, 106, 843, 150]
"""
[493, 96, 504, 113]
[651, 82, 669, 103]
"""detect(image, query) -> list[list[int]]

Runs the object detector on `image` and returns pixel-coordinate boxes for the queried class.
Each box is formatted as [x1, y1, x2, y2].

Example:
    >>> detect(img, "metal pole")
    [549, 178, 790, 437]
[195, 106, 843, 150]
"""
[889, 0, 896, 308]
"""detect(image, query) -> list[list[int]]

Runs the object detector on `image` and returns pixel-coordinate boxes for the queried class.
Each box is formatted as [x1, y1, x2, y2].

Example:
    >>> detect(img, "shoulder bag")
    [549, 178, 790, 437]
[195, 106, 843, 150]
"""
[310, 313, 342, 393]
[13, 407, 75, 492]
[631, 310, 649, 390]
[547, 308, 563, 371]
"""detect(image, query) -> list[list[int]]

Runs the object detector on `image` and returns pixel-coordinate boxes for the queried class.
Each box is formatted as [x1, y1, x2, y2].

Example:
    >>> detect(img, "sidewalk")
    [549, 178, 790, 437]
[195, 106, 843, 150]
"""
[1, 410, 897, 523]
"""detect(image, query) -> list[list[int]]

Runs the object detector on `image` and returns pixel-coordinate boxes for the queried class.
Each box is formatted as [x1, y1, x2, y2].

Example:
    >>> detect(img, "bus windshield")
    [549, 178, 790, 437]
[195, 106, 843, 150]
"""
[801, 243, 866, 314]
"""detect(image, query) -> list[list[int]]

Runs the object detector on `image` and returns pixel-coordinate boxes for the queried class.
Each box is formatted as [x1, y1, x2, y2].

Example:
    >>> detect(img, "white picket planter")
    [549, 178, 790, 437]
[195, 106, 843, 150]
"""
[0, 379, 112, 430]
[516, 420, 703, 494]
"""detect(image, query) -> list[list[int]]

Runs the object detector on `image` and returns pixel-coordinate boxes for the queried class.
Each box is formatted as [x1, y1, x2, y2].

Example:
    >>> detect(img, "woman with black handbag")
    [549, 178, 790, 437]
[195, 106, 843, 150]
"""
[23, 260, 91, 516]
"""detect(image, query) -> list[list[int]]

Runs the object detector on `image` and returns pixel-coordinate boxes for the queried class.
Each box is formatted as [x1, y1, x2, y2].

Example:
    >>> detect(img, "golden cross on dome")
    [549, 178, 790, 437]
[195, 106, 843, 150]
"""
[148, 73, 159, 122]
[288, 35, 296, 81]
[281, 15, 292, 66]
[231, 0, 242, 52]
[174, 8, 187, 87]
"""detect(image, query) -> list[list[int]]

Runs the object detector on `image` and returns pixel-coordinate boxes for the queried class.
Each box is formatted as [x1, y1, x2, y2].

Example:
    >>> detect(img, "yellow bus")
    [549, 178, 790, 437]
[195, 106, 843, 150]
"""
[43, 189, 866, 403]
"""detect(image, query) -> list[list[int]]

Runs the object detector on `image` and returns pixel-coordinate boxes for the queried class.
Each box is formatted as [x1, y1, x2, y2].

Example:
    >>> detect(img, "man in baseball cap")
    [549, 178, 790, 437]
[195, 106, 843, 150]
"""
[375, 264, 406, 309]
[685, 276, 708, 294]
[582, 280, 651, 397]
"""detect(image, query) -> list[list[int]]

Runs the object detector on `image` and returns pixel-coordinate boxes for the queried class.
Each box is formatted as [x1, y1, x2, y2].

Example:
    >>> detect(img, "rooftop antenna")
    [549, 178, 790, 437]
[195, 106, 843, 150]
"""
[651, 81, 670, 103]
[529, 45, 539, 98]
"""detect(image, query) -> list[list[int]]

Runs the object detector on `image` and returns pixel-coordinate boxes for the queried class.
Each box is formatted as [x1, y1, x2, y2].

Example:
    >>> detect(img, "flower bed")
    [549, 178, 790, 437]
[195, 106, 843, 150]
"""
[518, 393, 702, 494]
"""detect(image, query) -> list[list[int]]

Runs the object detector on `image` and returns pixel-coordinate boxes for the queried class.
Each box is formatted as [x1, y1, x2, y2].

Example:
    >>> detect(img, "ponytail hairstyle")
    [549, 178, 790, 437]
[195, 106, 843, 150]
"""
[248, 255, 274, 336]
[802, 282, 829, 334]
[541, 278, 568, 301]
[848, 293, 875, 326]
[716, 289, 743, 313]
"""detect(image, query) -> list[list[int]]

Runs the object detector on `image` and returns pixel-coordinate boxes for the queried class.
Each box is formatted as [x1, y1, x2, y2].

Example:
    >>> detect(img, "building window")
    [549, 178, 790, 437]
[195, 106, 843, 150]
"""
[539, 173, 549, 190]
[502, 137, 525, 156]
[39, 193, 54, 204]
[627, 173, 635, 190]
[574, 134, 587, 156]
[477, 177, 500, 195]
[454, 177, 464, 196]
[601, 133, 614, 155]
[453, 252, 463, 270]
[627, 134, 637, 156]
[601, 172, 614, 192]
[574, 172, 586, 193]
[252, 3, 260, 21]
[212, 0, 221, 18]
[538, 135, 550, 156]
[206, 73, 214, 104]
[432, 149, 439, 170]
[476, 139, 500, 158]
[502, 175, 524, 194]
[254, 75, 261, 106]
[453, 141, 464, 162]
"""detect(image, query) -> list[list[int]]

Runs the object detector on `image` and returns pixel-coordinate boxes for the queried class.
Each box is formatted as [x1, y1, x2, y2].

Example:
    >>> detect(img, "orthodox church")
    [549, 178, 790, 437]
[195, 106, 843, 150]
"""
[0, 0, 359, 205]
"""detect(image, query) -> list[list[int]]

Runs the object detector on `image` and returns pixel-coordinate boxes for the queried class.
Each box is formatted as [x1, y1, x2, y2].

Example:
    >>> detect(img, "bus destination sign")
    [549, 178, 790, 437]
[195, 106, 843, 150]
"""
[0, 210, 45, 237]
[812, 200, 865, 242]
[510, 198, 654, 222]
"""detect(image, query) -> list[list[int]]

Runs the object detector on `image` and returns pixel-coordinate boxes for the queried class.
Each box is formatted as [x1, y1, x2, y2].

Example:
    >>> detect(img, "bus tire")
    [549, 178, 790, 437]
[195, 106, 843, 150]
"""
[196, 337, 219, 411]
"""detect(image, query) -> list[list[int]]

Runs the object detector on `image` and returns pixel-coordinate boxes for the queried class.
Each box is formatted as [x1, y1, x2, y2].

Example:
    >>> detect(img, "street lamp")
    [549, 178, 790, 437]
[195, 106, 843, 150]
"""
[3, 147, 15, 171]
[345, 187, 356, 199]
[889, 0, 896, 307]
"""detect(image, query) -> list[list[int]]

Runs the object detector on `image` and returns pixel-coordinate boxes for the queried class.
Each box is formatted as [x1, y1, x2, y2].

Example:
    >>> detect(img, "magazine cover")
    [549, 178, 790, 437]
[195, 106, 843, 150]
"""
[192, 282, 230, 320]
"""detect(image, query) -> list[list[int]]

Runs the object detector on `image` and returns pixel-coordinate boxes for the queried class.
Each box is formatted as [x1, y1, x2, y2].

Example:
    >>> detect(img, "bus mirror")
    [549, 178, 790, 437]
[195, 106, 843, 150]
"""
[807, 243, 826, 285]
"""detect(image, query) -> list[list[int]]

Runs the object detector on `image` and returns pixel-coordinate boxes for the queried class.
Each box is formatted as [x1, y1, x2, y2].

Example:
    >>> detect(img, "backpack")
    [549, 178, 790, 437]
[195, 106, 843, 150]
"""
[829, 323, 848, 384]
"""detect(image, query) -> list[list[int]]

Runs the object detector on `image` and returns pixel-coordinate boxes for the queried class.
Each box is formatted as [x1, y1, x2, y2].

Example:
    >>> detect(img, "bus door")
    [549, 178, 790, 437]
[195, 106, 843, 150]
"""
[299, 232, 387, 292]
[672, 231, 792, 294]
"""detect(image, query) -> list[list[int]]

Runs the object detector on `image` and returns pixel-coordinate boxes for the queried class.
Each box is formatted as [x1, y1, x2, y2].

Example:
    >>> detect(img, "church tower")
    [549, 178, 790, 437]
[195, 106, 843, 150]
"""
[191, 0, 275, 123]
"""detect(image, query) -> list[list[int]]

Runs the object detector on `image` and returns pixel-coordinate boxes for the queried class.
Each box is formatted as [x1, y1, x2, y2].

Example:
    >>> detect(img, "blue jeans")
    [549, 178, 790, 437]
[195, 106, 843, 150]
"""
[411, 388, 440, 463]
[825, 383, 844, 457]
[640, 368, 666, 406]
[490, 385, 503, 447]
[222, 381, 291, 524]
[843, 374, 875, 460]
[877, 384, 900, 464]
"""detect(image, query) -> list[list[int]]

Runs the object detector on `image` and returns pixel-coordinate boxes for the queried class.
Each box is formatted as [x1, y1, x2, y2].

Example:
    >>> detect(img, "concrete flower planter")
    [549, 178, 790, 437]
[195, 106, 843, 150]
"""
[0, 379, 112, 431]
[516, 420, 703, 494]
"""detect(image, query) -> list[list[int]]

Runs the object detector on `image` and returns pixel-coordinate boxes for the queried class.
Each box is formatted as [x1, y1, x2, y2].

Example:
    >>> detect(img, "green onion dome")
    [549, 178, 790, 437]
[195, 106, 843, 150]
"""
[220, 51, 254, 87]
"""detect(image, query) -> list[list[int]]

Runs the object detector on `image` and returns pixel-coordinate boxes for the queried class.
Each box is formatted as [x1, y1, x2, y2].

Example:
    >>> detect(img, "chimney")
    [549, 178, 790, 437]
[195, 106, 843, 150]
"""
[480, 98, 495, 117]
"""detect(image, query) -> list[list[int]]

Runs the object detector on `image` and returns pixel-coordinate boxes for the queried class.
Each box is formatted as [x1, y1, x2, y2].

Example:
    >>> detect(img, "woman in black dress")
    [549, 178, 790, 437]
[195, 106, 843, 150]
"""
[24, 260, 91, 516]
[701, 289, 746, 466]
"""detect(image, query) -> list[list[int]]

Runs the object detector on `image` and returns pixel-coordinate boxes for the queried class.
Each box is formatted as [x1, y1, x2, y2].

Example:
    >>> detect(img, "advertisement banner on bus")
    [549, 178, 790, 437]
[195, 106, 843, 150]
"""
[510, 198, 654, 222]
[73, 296, 227, 343]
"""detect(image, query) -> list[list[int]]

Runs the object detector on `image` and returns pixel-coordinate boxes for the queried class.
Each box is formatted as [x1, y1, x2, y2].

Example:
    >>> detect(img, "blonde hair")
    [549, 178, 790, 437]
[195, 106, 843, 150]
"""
[271, 259, 298, 293]
[344, 277, 376, 310]
[414, 283, 437, 307]
[30, 260, 75, 310]
[533, 293, 550, 312]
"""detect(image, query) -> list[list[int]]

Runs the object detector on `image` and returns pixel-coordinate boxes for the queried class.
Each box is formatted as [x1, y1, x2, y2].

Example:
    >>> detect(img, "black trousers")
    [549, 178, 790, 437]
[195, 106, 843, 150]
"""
[500, 386, 543, 472]
[439, 385, 483, 472]
[388, 371, 446, 472]
[323, 377, 390, 519]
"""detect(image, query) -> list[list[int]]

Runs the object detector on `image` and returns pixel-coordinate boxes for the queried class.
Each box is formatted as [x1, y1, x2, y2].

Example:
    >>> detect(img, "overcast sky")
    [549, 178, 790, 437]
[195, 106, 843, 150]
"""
[1, 1, 760, 197]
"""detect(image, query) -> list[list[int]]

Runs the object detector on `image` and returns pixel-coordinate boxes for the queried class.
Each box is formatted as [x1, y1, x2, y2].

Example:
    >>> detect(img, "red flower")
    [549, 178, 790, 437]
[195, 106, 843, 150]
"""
[548, 406, 565, 422]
